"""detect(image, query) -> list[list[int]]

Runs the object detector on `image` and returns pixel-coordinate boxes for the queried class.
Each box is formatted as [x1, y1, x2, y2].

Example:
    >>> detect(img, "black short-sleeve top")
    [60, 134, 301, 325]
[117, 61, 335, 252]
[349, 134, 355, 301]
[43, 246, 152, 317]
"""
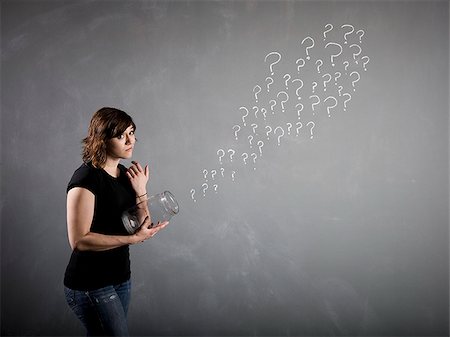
[64, 162, 136, 290]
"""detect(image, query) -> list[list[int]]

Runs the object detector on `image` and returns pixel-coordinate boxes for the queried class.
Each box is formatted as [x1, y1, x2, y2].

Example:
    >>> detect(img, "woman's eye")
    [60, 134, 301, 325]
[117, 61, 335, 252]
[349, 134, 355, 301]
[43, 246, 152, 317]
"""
[130, 131, 135, 136]
[117, 134, 125, 139]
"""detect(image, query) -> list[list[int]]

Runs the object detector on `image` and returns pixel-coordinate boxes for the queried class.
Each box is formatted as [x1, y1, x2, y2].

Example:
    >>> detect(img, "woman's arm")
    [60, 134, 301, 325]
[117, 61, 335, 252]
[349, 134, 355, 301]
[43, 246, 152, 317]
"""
[67, 187, 164, 251]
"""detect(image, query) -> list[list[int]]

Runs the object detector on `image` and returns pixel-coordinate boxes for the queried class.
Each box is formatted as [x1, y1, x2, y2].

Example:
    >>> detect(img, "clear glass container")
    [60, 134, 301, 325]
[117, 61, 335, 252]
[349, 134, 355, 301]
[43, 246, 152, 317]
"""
[121, 191, 179, 234]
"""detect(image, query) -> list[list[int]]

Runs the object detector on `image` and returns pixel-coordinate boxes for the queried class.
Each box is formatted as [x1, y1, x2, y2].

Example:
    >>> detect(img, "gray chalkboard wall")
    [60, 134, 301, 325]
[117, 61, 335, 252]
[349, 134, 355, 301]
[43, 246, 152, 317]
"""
[1, 1, 449, 336]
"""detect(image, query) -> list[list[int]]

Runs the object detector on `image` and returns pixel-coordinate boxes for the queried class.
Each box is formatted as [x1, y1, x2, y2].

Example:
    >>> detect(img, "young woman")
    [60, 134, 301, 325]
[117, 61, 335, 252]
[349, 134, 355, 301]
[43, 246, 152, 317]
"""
[64, 107, 168, 336]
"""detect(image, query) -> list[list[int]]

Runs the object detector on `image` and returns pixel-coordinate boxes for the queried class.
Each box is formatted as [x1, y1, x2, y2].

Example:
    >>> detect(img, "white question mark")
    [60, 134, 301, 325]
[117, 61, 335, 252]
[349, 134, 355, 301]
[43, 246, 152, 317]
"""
[349, 71, 360, 91]
[322, 73, 332, 91]
[242, 152, 249, 164]
[309, 95, 321, 113]
[253, 85, 262, 103]
[307, 121, 315, 139]
[251, 153, 258, 170]
[232, 125, 241, 140]
[292, 79, 303, 99]
[266, 77, 274, 92]
[203, 169, 208, 181]
[316, 59, 323, 73]
[211, 170, 217, 180]
[349, 44, 362, 63]
[213, 184, 218, 193]
[343, 61, 349, 73]
[251, 123, 258, 135]
[253, 106, 259, 119]
[286, 122, 293, 135]
[295, 103, 304, 119]
[324, 96, 338, 118]
[217, 149, 225, 165]
[190, 189, 196, 202]
[283, 73, 291, 90]
[265, 126, 272, 140]
[220, 167, 225, 177]
[312, 81, 318, 93]
[323, 23, 333, 40]
[231, 171, 236, 182]
[338, 85, 344, 96]
[277, 91, 289, 113]
[296, 121, 303, 136]
[296, 58, 306, 73]
[228, 148, 235, 162]
[261, 108, 267, 120]
[248, 135, 254, 148]
[301, 36, 315, 60]
[265, 51, 282, 75]
[269, 99, 277, 113]
[257, 140, 264, 156]
[356, 29, 365, 43]
[274, 126, 285, 146]
[325, 42, 343, 66]
[239, 106, 249, 126]
[334, 71, 341, 84]
[361, 56, 370, 71]
[341, 24, 355, 44]
[342, 93, 352, 111]
[202, 183, 208, 196]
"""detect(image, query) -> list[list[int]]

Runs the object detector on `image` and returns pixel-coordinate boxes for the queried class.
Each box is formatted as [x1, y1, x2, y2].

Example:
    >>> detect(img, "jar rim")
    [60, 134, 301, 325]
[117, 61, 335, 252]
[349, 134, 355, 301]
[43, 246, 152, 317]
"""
[161, 191, 179, 215]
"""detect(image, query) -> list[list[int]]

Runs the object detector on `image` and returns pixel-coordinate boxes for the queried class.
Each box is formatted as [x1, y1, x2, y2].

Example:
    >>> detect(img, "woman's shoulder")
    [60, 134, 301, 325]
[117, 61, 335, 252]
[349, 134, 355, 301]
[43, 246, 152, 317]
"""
[67, 162, 102, 194]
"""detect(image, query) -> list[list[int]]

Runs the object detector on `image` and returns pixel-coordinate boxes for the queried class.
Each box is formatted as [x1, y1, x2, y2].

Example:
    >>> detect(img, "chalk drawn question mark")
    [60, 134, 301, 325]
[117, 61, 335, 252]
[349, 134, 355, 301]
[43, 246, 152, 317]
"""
[306, 121, 315, 139]
[274, 126, 285, 146]
[342, 93, 352, 111]
[232, 125, 241, 140]
[361, 56, 370, 71]
[343, 61, 349, 73]
[283, 73, 291, 90]
[213, 184, 218, 193]
[231, 171, 236, 182]
[265, 126, 272, 140]
[292, 79, 303, 100]
[228, 148, 236, 162]
[217, 149, 225, 165]
[211, 170, 217, 180]
[253, 106, 259, 119]
[248, 135, 253, 148]
[309, 95, 321, 113]
[220, 167, 225, 177]
[269, 99, 277, 113]
[324, 96, 338, 118]
[349, 71, 360, 91]
[312, 81, 318, 93]
[295, 103, 304, 119]
[202, 183, 208, 196]
[338, 85, 344, 96]
[190, 189, 196, 202]
[323, 23, 333, 40]
[261, 108, 267, 120]
[257, 141, 264, 156]
[203, 169, 208, 181]
[277, 91, 289, 113]
[251, 153, 258, 170]
[301, 36, 315, 60]
[356, 29, 365, 43]
[349, 44, 362, 63]
[334, 71, 341, 84]
[251, 123, 258, 135]
[341, 24, 355, 44]
[266, 77, 274, 92]
[242, 152, 249, 165]
[253, 85, 262, 103]
[296, 58, 306, 73]
[316, 59, 323, 73]
[239, 106, 249, 126]
[265, 51, 282, 75]
[325, 42, 343, 66]
[296, 121, 303, 136]
[286, 122, 293, 135]
[322, 73, 332, 91]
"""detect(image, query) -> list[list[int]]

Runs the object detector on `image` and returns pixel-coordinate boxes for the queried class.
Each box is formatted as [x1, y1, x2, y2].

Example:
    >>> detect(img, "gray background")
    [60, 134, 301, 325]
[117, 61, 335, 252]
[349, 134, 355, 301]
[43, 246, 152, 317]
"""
[1, 0, 449, 336]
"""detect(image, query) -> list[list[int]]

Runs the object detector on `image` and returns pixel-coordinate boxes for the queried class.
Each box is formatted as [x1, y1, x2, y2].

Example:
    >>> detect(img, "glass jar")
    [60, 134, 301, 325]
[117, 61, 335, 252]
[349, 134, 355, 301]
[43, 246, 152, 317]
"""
[121, 191, 179, 234]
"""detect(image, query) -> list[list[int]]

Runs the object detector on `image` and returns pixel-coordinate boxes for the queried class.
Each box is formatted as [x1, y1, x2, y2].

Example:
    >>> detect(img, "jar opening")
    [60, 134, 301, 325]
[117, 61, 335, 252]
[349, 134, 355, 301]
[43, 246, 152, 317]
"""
[161, 191, 179, 215]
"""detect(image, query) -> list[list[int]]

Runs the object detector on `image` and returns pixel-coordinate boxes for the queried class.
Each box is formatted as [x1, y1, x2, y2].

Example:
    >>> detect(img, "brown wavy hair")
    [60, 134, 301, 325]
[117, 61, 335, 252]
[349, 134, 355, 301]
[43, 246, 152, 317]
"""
[82, 107, 136, 168]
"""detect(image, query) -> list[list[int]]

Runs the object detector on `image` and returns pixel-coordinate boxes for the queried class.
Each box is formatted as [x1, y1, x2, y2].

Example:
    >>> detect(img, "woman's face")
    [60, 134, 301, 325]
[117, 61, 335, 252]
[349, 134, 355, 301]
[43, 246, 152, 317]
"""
[106, 125, 136, 160]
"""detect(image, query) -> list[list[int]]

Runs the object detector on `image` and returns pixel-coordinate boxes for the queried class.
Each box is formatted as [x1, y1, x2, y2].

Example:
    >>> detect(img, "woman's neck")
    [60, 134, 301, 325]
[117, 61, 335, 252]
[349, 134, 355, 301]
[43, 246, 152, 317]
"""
[102, 158, 121, 178]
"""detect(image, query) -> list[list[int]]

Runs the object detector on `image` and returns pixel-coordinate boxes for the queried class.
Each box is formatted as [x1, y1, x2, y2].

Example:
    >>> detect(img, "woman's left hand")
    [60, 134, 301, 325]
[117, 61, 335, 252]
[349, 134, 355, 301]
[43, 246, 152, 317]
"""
[126, 160, 149, 196]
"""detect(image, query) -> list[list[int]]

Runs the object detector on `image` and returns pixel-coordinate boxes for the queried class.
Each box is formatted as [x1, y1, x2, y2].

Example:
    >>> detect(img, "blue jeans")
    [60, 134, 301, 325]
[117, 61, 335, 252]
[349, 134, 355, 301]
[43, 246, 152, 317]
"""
[64, 280, 131, 336]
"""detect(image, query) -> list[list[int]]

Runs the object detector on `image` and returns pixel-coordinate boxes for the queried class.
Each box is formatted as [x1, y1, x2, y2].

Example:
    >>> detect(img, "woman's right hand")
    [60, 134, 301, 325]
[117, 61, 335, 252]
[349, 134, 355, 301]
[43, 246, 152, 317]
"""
[133, 216, 169, 243]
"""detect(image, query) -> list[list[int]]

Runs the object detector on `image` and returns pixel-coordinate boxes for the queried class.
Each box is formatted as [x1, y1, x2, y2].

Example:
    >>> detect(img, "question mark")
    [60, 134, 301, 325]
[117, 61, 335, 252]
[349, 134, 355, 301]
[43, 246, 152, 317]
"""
[342, 93, 352, 111]
[217, 149, 225, 165]
[312, 82, 318, 93]
[228, 148, 236, 162]
[316, 59, 323, 73]
[338, 85, 344, 96]
[286, 122, 293, 135]
[301, 36, 315, 60]
[211, 170, 217, 180]
[309, 95, 321, 113]
[274, 126, 285, 146]
[253, 85, 262, 103]
[296, 121, 303, 136]
[306, 121, 315, 139]
[232, 125, 241, 140]
[349, 44, 362, 63]
[203, 169, 208, 181]
[334, 71, 341, 85]
[277, 91, 289, 113]
[356, 29, 365, 43]
[343, 61, 349, 73]
[296, 58, 306, 73]
[349, 71, 360, 91]
[269, 99, 277, 113]
[231, 171, 236, 182]
[325, 42, 343, 66]
[251, 123, 258, 135]
[295, 103, 304, 119]
[239, 106, 249, 126]
[292, 79, 303, 99]
[323, 23, 333, 41]
[220, 167, 225, 177]
[265, 51, 282, 75]
[242, 152, 249, 164]
[265, 126, 273, 140]
[283, 73, 291, 90]
[251, 153, 258, 170]
[248, 135, 254, 148]
[213, 184, 218, 193]
[361, 56, 370, 71]
[324, 96, 338, 118]
[253, 106, 259, 119]
[266, 77, 274, 92]
[202, 183, 208, 196]
[341, 24, 355, 44]
[322, 73, 332, 91]
[261, 108, 267, 121]
[190, 189, 196, 202]
[257, 141, 264, 156]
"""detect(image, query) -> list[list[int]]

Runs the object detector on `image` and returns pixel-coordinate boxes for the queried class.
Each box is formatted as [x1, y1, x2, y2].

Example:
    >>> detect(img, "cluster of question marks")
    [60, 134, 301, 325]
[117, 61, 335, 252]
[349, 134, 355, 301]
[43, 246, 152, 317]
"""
[190, 23, 370, 203]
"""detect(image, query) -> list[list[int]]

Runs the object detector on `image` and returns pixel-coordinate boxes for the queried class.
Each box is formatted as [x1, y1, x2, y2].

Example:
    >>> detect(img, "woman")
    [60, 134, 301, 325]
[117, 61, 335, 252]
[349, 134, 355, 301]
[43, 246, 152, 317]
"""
[64, 107, 168, 336]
